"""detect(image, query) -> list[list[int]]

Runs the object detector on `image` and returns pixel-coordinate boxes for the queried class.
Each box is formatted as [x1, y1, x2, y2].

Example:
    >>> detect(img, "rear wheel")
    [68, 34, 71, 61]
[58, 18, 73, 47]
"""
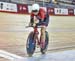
[40, 31, 49, 54]
[26, 32, 36, 57]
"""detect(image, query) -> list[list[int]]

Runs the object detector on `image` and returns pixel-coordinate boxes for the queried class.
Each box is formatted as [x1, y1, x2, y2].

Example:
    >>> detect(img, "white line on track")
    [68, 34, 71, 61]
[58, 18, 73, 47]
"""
[0, 50, 24, 61]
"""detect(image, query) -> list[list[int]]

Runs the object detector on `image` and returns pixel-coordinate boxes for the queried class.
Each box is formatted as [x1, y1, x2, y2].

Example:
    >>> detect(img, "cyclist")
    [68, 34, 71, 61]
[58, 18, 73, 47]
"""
[29, 4, 49, 48]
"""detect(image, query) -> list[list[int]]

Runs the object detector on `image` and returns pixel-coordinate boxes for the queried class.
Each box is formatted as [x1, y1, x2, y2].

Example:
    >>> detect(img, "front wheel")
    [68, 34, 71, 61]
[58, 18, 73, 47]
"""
[40, 31, 49, 54]
[26, 32, 36, 57]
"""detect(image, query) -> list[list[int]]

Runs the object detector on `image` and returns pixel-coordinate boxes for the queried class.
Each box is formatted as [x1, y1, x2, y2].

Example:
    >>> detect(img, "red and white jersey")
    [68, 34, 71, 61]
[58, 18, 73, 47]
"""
[31, 8, 46, 20]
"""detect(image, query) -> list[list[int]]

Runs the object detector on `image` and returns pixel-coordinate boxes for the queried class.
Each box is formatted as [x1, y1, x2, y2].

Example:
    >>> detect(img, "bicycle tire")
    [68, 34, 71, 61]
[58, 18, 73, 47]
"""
[26, 32, 36, 57]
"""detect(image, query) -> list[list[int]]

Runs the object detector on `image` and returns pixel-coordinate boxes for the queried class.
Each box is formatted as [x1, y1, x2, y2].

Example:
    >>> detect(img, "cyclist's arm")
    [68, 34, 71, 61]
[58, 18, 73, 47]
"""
[30, 17, 34, 24]
[29, 13, 35, 26]
[39, 8, 46, 22]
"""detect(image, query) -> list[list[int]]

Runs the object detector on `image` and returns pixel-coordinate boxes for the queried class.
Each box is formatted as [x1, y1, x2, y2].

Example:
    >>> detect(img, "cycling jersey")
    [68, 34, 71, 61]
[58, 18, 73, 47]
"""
[30, 8, 49, 26]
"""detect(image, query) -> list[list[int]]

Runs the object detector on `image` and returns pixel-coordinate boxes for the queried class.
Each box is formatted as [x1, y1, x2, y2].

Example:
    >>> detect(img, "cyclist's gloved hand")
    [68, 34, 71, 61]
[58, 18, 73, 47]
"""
[33, 23, 36, 27]
[34, 16, 39, 24]
[35, 20, 39, 24]
[29, 22, 36, 27]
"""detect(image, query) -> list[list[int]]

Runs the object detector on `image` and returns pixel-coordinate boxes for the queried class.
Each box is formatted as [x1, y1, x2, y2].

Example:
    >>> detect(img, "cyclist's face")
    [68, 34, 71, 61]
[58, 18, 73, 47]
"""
[33, 11, 39, 15]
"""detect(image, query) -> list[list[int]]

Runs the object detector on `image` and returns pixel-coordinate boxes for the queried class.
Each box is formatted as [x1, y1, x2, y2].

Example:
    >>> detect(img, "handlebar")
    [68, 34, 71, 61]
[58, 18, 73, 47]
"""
[26, 25, 42, 28]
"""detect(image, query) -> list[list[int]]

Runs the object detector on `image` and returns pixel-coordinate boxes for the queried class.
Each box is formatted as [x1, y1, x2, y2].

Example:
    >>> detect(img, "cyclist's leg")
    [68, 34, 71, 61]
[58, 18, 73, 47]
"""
[40, 26, 46, 48]
[40, 15, 49, 48]
[36, 14, 49, 48]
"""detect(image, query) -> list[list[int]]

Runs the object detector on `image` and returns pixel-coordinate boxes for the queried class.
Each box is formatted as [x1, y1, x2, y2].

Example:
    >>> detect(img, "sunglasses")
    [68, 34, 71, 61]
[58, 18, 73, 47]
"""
[32, 10, 39, 12]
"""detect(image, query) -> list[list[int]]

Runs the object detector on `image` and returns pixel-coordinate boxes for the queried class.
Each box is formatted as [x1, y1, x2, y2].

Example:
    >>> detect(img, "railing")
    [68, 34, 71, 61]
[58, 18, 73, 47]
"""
[0, 0, 50, 6]
[57, 0, 75, 5]
[0, 0, 75, 9]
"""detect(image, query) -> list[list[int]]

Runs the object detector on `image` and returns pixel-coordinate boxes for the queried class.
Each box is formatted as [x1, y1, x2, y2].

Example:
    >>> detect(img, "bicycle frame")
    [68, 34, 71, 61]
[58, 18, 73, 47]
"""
[33, 26, 39, 43]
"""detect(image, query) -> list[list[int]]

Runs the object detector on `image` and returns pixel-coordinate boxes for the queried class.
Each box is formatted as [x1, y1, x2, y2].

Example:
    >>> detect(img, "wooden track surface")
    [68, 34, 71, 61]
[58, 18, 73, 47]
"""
[0, 12, 75, 60]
